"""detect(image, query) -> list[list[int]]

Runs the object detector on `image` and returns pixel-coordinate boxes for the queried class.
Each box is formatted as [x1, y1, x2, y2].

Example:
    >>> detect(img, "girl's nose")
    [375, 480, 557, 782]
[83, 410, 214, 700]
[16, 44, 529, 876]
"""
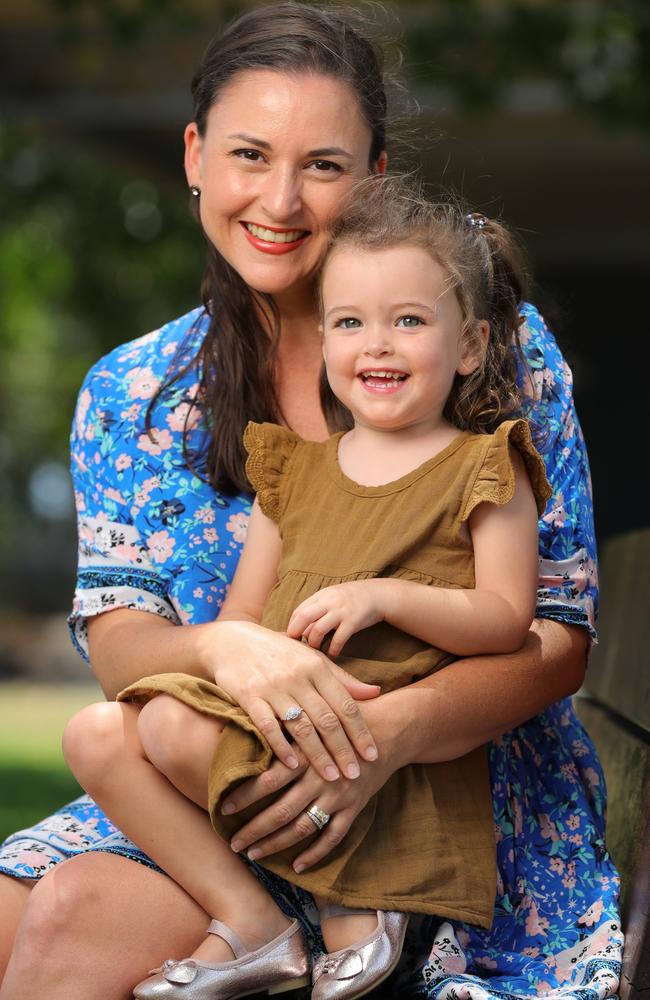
[259, 166, 302, 221]
[363, 328, 394, 357]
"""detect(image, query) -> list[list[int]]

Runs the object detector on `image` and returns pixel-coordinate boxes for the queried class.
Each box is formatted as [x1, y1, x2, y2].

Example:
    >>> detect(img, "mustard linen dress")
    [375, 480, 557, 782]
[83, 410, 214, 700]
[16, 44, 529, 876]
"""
[120, 418, 550, 929]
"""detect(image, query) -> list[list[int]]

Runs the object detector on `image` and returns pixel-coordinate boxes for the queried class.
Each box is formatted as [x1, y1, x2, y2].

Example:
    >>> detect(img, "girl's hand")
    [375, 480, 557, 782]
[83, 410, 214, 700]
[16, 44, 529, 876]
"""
[198, 620, 380, 782]
[287, 580, 388, 656]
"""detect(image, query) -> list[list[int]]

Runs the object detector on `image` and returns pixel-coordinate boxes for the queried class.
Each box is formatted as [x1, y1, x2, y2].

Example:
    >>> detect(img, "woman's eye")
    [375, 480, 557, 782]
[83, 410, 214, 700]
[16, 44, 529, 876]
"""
[335, 317, 361, 329]
[309, 160, 343, 174]
[396, 315, 423, 328]
[233, 149, 264, 163]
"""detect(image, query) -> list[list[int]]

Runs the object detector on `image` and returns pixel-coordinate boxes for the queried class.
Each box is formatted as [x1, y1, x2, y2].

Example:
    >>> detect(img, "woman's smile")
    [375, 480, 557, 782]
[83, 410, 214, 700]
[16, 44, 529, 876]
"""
[240, 221, 311, 254]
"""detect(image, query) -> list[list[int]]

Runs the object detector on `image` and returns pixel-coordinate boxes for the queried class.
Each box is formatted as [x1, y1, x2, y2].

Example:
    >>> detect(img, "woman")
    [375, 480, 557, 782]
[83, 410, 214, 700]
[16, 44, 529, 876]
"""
[0, 5, 620, 1000]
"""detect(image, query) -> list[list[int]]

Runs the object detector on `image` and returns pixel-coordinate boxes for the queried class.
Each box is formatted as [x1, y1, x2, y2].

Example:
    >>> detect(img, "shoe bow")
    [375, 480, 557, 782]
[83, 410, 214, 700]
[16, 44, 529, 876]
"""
[161, 959, 199, 984]
[313, 950, 364, 982]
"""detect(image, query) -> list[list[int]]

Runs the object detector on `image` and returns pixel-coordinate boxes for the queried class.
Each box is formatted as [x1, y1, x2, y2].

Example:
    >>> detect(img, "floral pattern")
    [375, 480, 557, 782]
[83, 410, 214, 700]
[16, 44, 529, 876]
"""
[0, 305, 619, 998]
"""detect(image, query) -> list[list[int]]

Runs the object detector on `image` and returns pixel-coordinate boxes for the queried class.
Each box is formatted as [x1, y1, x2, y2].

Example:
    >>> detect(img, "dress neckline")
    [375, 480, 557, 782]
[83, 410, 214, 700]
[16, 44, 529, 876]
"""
[325, 430, 471, 497]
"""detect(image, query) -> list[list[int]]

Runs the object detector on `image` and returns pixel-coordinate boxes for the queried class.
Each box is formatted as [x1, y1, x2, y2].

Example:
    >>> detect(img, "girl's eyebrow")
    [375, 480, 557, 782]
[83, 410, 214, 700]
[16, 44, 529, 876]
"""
[227, 133, 353, 159]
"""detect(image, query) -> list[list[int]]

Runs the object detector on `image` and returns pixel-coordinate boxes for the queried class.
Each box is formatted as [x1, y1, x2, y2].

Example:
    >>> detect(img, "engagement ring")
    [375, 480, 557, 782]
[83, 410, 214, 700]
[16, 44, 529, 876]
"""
[282, 706, 303, 722]
[306, 804, 331, 830]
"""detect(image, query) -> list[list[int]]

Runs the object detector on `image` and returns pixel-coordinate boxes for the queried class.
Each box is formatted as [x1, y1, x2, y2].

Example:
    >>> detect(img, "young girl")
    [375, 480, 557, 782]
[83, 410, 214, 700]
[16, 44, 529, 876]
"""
[64, 178, 551, 1000]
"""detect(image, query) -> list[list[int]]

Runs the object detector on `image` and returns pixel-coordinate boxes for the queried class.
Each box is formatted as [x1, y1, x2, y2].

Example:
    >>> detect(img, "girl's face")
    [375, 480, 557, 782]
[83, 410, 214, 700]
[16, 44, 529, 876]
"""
[321, 244, 487, 435]
[184, 70, 385, 304]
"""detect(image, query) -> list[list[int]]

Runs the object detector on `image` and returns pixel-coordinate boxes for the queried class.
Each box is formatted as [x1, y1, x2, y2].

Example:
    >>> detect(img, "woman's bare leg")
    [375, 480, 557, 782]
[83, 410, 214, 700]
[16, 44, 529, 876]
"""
[0, 875, 33, 982]
[62, 701, 291, 964]
[0, 852, 209, 1000]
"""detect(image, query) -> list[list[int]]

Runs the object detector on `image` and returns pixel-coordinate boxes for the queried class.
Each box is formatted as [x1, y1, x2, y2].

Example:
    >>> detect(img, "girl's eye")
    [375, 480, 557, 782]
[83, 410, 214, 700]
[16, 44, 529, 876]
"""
[335, 317, 361, 329]
[309, 160, 343, 174]
[233, 149, 265, 163]
[396, 315, 423, 328]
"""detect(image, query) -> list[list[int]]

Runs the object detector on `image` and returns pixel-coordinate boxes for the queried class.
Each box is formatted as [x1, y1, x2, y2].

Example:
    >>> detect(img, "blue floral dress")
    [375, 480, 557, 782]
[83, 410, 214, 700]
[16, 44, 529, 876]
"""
[0, 305, 621, 999]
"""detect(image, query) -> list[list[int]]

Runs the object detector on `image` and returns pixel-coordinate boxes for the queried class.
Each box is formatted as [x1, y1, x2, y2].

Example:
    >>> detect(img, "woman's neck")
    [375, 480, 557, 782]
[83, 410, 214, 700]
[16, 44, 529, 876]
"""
[272, 295, 329, 442]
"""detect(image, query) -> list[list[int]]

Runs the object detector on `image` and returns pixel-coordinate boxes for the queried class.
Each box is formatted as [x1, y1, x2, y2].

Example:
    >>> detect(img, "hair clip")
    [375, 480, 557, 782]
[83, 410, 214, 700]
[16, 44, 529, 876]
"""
[465, 212, 488, 230]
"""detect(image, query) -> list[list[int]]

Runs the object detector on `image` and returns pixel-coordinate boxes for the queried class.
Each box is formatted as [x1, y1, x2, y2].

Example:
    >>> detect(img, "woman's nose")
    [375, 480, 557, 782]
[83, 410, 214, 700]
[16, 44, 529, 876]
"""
[259, 166, 302, 221]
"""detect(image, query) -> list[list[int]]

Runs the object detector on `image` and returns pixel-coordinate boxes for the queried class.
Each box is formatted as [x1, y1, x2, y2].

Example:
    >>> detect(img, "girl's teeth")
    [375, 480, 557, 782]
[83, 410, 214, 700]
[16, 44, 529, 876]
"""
[245, 223, 306, 243]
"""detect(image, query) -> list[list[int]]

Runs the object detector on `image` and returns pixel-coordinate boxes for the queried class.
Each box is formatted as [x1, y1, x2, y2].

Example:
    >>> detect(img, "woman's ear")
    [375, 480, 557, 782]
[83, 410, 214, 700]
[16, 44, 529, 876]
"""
[184, 122, 203, 189]
[375, 151, 388, 175]
[457, 320, 489, 375]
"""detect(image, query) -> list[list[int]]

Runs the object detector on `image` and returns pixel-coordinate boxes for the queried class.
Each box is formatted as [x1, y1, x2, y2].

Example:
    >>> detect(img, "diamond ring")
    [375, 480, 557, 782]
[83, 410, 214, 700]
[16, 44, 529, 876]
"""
[306, 804, 331, 830]
[282, 706, 303, 722]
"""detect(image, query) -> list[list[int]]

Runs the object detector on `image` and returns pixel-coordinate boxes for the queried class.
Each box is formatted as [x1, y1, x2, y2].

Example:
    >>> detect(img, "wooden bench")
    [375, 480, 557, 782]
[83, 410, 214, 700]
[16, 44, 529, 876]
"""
[575, 528, 650, 1000]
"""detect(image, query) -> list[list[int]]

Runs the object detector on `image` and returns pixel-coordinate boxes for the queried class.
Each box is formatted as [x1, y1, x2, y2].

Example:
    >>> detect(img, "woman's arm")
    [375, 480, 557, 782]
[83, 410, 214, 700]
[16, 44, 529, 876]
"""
[222, 617, 587, 869]
[288, 451, 539, 656]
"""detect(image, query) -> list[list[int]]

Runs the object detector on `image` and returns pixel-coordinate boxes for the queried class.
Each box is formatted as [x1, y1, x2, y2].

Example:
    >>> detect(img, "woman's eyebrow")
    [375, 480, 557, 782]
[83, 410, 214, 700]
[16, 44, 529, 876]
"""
[227, 133, 353, 160]
[228, 132, 272, 149]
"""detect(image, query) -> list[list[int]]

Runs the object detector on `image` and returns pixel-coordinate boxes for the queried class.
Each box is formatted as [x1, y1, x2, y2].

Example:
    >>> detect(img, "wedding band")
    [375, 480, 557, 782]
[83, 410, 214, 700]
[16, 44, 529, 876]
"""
[282, 705, 303, 722]
[306, 804, 331, 830]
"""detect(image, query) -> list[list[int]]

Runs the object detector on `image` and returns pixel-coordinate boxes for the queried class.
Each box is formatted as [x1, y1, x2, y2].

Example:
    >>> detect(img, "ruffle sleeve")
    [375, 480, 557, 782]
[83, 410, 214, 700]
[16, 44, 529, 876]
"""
[243, 421, 302, 522]
[461, 418, 552, 522]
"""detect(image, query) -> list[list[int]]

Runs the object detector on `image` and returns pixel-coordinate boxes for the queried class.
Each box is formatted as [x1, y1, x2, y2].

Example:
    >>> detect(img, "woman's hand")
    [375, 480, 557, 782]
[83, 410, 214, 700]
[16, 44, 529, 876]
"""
[287, 580, 388, 656]
[223, 746, 397, 873]
[197, 619, 381, 782]
[221, 695, 402, 872]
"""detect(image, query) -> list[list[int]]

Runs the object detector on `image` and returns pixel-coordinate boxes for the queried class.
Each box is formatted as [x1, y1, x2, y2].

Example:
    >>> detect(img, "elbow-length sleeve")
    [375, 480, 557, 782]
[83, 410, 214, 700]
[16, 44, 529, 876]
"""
[68, 348, 182, 661]
[518, 303, 598, 641]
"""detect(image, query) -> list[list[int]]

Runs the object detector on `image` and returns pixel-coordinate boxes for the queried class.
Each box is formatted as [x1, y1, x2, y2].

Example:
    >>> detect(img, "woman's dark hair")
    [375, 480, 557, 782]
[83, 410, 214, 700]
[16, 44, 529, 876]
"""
[148, 2, 389, 494]
[319, 175, 529, 435]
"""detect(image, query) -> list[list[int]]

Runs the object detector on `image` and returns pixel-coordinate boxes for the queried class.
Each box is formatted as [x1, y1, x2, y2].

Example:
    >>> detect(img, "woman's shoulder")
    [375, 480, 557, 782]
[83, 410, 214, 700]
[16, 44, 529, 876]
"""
[81, 306, 209, 403]
[518, 301, 573, 412]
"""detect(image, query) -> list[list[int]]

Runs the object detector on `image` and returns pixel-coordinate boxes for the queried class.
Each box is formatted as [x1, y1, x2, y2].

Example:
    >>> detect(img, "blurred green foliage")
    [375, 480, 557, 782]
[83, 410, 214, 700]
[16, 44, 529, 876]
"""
[403, 1, 649, 129]
[0, 683, 99, 840]
[0, 130, 203, 546]
[40, 0, 650, 129]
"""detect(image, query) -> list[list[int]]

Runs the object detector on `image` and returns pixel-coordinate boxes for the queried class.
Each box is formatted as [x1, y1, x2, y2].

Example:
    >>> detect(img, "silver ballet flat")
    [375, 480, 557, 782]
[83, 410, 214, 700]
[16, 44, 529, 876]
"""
[132, 917, 311, 999]
[311, 910, 409, 1000]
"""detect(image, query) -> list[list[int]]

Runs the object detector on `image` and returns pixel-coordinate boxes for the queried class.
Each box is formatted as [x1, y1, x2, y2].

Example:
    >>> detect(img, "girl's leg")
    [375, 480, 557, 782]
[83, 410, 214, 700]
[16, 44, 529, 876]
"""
[0, 852, 209, 1000]
[135, 694, 218, 809]
[62, 701, 292, 964]
[0, 876, 32, 981]
[313, 894, 378, 953]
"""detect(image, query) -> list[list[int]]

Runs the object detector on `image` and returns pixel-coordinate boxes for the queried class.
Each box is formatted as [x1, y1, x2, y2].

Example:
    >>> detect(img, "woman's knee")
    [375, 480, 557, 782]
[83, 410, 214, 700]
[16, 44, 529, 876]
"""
[138, 696, 221, 778]
[62, 701, 139, 788]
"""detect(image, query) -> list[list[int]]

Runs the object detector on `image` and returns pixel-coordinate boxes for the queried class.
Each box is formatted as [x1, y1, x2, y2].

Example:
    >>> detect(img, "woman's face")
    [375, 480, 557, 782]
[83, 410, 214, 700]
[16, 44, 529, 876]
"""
[185, 70, 385, 303]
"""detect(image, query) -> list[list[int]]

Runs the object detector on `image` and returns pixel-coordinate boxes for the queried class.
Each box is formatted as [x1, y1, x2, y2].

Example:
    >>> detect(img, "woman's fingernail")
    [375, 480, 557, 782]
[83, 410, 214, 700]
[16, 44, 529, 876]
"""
[247, 848, 261, 861]
[325, 765, 340, 781]
[222, 801, 235, 814]
[286, 755, 299, 769]
[231, 839, 244, 853]
[294, 863, 306, 874]
[346, 762, 360, 779]
[365, 746, 378, 761]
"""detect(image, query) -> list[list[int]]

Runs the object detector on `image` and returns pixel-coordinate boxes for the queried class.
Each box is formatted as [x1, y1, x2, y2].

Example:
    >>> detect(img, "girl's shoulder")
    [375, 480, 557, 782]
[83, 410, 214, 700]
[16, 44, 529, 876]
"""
[243, 421, 324, 522]
[461, 419, 552, 522]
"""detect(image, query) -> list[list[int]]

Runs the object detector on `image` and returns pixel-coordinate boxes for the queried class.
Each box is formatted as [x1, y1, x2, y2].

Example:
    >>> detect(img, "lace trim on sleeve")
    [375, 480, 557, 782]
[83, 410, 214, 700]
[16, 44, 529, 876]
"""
[243, 421, 301, 522]
[462, 419, 552, 522]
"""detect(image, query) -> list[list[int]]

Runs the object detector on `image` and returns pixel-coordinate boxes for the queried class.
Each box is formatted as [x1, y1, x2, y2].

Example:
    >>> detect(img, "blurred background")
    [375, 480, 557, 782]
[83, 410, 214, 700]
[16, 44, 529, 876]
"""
[0, 0, 648, 838]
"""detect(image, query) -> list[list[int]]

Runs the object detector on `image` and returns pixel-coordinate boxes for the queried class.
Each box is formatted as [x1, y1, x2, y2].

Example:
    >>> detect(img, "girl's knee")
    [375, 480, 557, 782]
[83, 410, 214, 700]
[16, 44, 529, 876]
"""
[138, 696, 221, 776]
[62, 701, 138, 788]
